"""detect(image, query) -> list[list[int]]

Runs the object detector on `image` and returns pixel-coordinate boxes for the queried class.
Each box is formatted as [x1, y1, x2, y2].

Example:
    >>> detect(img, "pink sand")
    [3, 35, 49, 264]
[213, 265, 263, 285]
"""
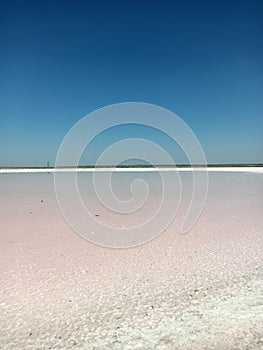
[0, 172, 263, 349]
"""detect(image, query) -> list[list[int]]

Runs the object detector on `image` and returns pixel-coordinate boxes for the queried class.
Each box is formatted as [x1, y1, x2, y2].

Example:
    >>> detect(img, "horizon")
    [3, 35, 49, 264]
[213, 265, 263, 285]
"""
[1, 162, 263, 169]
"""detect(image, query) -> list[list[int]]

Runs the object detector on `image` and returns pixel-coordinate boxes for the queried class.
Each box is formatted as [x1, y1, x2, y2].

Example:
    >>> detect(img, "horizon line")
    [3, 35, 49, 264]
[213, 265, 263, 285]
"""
[1, 163, 263, 169]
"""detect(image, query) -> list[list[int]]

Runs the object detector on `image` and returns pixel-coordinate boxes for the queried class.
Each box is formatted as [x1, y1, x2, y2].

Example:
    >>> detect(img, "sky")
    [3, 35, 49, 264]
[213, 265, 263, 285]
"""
[0, 0, 262, 166]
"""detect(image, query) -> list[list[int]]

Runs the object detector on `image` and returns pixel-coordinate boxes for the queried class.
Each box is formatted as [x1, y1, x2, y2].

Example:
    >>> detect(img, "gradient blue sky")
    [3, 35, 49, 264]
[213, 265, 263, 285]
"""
[0, 0, 262, 166]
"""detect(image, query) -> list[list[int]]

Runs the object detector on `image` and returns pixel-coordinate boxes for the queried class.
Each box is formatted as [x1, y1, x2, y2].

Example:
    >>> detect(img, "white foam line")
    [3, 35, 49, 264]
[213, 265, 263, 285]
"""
[0, 167, 263, 174]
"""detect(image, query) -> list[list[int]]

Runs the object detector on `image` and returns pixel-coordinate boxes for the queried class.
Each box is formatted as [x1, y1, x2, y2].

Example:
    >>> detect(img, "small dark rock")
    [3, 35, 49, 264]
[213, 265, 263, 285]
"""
[151, 305, 154, 309]
[29, 212, 32, 214]
[29, 332, 32, 336]
[41, 200, 44, 203]
[113, 340, 121, 344]
[95, 214, 100, 217]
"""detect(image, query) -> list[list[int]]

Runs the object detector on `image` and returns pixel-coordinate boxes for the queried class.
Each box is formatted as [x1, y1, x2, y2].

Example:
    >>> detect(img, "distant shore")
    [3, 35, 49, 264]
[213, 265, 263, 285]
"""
[1, 163, 263, 169]
[0, 164, 263, 173]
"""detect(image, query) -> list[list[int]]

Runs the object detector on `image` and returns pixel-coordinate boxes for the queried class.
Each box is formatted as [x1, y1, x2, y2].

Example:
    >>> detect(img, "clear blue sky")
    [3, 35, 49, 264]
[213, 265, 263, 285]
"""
[0, 0, 262, 166]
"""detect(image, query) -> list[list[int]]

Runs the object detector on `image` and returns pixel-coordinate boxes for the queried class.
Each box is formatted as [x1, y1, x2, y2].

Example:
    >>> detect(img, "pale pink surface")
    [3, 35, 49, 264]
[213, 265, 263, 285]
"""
[0, 172, 263, 349]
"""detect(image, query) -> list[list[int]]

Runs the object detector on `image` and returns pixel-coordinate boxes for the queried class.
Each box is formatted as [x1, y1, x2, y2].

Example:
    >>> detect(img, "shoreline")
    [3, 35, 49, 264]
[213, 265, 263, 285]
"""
[1, 166, 263, 173]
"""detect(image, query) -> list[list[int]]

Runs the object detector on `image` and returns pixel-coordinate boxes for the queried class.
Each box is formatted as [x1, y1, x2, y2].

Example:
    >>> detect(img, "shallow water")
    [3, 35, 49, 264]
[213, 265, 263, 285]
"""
[0, 171, 263, 349]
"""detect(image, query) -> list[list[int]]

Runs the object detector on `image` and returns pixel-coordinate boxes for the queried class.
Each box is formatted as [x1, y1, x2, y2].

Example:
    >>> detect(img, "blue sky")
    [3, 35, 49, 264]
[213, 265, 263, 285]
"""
[0, 0, 262, 166]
